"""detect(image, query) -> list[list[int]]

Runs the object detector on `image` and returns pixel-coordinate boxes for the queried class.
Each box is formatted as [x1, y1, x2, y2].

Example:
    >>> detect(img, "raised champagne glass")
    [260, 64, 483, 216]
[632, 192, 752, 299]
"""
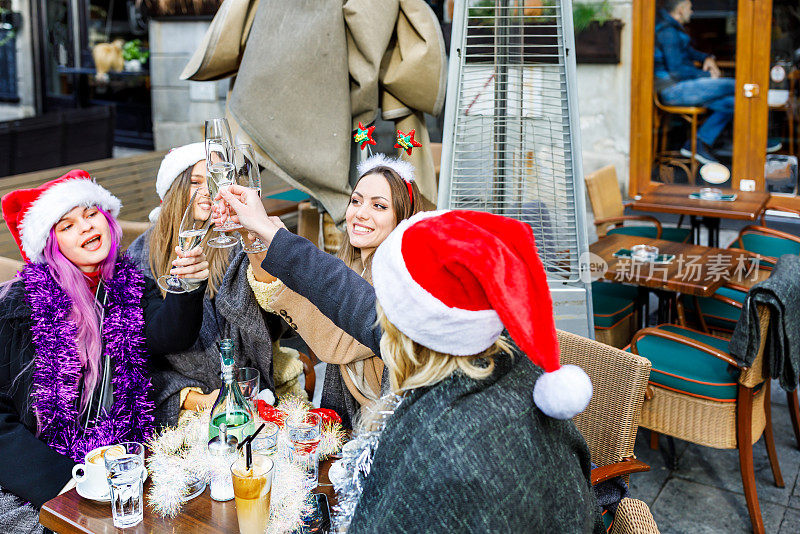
[204, 118, 233, 158]
[157, 188, 212, 294]
[207, 161, 242, 248]
[233, 144, 268, 253]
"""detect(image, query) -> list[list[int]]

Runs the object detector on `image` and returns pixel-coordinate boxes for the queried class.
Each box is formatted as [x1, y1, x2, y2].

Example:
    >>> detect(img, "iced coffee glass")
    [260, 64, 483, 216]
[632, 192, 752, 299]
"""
[231, 453, 274, 534]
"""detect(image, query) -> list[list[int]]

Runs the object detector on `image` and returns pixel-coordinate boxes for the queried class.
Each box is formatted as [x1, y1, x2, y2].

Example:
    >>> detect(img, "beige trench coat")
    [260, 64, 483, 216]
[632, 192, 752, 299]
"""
[260, 256, 383, 405]
[182, 0, 447, 224]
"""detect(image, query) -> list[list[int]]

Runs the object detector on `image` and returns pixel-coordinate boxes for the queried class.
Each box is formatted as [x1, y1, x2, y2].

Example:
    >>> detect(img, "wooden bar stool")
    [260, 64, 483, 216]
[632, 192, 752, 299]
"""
[653, 93, 708, 180]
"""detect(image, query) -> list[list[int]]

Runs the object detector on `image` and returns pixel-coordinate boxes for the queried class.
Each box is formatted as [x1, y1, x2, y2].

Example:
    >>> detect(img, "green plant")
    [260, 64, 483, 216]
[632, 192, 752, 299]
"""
[122, 39, 149, 63]
[572, 1, 613, 33]
[467, 0, 612, 29]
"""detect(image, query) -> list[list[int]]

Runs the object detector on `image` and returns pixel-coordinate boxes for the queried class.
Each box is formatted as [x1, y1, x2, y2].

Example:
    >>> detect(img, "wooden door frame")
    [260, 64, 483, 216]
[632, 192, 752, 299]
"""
[628, 0, 772, 195]
[628, 0, 656, 198]
[732, 0, 772, 190]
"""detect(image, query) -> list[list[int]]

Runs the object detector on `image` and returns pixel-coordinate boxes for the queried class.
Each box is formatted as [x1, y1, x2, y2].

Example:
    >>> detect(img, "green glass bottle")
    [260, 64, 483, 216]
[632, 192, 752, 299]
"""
[208, 339, 255, 443]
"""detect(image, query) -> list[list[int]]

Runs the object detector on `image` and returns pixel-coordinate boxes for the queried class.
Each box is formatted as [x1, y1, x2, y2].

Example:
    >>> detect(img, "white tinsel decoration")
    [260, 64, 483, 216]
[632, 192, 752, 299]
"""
[147, 399, 346, 529]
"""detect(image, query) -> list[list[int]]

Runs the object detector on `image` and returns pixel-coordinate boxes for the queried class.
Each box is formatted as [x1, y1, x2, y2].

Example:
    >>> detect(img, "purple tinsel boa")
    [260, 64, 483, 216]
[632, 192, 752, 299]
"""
[23, 257, 154, 463]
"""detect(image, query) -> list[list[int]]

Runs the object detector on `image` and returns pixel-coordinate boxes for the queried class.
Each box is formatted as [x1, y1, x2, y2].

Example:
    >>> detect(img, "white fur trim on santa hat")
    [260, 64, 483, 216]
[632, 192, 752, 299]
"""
[19, 178, 121, 263]
[156, 142, 206, 200]
[373, 210, 505, 356]
[532, 364, 593, 419]
[358, 153, 415, 183]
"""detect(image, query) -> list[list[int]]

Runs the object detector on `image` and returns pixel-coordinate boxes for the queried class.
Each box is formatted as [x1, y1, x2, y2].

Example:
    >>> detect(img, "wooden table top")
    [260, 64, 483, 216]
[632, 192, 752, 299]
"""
[40, 459, 337, 534]
[631, 184, 770, 221]
[590, 234, 743, 297]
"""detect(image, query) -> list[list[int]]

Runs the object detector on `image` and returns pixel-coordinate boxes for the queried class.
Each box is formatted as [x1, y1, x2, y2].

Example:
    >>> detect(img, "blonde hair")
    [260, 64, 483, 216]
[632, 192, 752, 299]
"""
[148, 166, 228, 298]
[377, 304, 512, 393]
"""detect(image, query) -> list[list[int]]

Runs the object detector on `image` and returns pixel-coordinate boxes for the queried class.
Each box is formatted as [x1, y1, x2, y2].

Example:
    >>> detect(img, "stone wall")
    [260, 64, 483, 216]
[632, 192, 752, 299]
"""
[149, 19, 226, 149]
[575, 0, 632, 196]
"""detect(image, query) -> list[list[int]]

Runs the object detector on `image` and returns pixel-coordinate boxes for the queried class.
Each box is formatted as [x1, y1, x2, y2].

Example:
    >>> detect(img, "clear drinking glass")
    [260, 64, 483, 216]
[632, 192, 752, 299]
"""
[205, 118, 233, 158]
[104, 442, 145, 528]
[231, 453, 274, 534]
[236, 367, 260, 413]
[233, 144, 268, 253]
[252, 421, 279, 455]
[207, 161, 241, 248]
[157, 188, 212, 293]
[286, 412, 321, 490]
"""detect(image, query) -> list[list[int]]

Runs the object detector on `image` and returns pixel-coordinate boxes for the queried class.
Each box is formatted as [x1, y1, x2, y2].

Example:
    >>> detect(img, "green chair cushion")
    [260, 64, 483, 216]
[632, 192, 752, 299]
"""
[264, 189, 311, 202]
[740, 233, 800, 267]
[630, 324, 740, 401]
[691, 286, 746, 331]
[591, 282, 637, 328]
[601, 508, 614, 533]
[607, 225, 691, 243]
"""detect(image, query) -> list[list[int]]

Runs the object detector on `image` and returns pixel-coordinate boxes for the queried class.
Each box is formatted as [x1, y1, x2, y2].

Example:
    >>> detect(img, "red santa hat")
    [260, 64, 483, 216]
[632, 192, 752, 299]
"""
[371, 210, 592, 419]
[1, 170, 121, 263]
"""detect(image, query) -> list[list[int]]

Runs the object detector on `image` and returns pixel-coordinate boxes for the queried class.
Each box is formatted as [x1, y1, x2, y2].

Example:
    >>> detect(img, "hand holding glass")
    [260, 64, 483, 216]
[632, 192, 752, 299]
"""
[157, 188, 212, 294]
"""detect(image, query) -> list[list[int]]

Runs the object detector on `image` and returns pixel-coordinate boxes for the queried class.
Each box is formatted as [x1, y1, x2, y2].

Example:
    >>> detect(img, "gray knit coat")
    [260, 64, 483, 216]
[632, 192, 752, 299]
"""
[128, 230, 283, 427]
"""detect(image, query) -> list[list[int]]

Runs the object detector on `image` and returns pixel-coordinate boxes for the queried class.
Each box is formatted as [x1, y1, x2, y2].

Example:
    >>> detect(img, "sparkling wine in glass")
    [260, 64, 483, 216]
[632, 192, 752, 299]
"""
[233, 144, 268, 253]
[157, 188, 212, 294]
[207, 161, 242, 249]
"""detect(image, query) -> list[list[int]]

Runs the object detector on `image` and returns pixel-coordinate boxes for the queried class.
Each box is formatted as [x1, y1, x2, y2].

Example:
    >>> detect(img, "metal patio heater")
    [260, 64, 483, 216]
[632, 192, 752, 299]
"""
[437, 0, 593, 336]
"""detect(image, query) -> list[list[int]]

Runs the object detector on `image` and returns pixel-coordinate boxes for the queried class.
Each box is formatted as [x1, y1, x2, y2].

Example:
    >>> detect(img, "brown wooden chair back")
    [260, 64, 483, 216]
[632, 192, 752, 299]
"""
[558, 329, 652, 469]
[118, 220, 151, 252]
[585, 165, 625, 221]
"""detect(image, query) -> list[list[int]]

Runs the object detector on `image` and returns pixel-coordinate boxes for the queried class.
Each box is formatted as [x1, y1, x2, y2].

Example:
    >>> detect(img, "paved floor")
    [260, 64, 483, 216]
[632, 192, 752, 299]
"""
[631, 380, 800, 533]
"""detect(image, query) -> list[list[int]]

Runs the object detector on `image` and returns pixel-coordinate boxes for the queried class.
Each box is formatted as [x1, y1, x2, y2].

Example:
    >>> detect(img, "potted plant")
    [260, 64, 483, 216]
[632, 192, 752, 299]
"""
[122, 39, 149, 72]
[142, 0, 223, 18]
[572, 1, 623, 64]
[463, 0, 621, 64]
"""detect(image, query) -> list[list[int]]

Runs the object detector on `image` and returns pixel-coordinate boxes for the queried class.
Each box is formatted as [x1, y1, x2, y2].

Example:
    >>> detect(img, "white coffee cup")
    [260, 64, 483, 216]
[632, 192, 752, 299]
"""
[72, 444, 124, 498]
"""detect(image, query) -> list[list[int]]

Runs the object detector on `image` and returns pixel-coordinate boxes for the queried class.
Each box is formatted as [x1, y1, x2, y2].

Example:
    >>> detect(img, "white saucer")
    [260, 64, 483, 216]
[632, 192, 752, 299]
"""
[76, 484, 110, 502]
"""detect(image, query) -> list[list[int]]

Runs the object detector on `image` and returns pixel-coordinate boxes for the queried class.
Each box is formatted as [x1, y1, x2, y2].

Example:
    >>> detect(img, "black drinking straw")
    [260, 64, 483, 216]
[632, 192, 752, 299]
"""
[237, 423, 266, 471]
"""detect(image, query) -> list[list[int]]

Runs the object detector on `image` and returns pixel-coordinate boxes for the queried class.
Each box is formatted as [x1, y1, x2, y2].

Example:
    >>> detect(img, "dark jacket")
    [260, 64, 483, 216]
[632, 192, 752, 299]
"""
[263, 229, 602, 530]
[654, 9, 710, 90]
[0, 262, 205, 509]
[263, 229, 381, 354]
[127, 230, 284, 428]
[730, 254, 800, 391]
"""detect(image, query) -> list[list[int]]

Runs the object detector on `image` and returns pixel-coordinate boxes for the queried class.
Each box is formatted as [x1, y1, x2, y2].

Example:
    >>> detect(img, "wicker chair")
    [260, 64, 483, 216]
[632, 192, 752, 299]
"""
[558, 330, 659, 534]
[632, 305, 781, 534]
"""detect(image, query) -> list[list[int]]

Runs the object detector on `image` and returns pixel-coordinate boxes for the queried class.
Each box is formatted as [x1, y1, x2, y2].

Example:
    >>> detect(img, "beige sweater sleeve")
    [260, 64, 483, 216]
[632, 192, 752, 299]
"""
[247, 264, 375, 365]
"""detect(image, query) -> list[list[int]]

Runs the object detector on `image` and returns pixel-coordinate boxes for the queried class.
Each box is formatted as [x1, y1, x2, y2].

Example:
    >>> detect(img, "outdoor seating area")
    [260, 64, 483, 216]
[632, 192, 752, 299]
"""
[3, 1, 800, 533]
[584, 162, 800, 533]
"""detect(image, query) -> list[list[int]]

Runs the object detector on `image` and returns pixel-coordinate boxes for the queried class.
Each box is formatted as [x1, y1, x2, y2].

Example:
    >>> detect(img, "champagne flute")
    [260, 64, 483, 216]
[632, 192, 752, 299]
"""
[205, 137, 230, 169]
[157, 188, 212, 294]
[233, 144, 268, 253]
[205, 118, 233, 158]
[207, 161, 242, 249]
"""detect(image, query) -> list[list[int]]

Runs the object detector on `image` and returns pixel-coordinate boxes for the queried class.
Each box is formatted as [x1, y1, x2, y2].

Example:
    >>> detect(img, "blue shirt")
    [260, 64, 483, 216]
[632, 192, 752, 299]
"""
[654, 9, 710, 90]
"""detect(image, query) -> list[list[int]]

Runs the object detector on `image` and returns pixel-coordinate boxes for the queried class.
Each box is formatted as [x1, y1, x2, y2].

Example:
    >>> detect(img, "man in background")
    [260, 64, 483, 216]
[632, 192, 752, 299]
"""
[655, 0, 752, 165]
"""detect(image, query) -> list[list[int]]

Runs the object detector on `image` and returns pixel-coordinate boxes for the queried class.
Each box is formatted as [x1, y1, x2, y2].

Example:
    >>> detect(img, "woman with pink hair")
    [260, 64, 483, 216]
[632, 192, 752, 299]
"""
[0, 171, 208, 531]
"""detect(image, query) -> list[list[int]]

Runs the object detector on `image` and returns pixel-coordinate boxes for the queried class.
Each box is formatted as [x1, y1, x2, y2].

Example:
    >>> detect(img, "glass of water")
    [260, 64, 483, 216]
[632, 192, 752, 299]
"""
[104, 442, 145, 528]
[286, 412, 321, 490]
